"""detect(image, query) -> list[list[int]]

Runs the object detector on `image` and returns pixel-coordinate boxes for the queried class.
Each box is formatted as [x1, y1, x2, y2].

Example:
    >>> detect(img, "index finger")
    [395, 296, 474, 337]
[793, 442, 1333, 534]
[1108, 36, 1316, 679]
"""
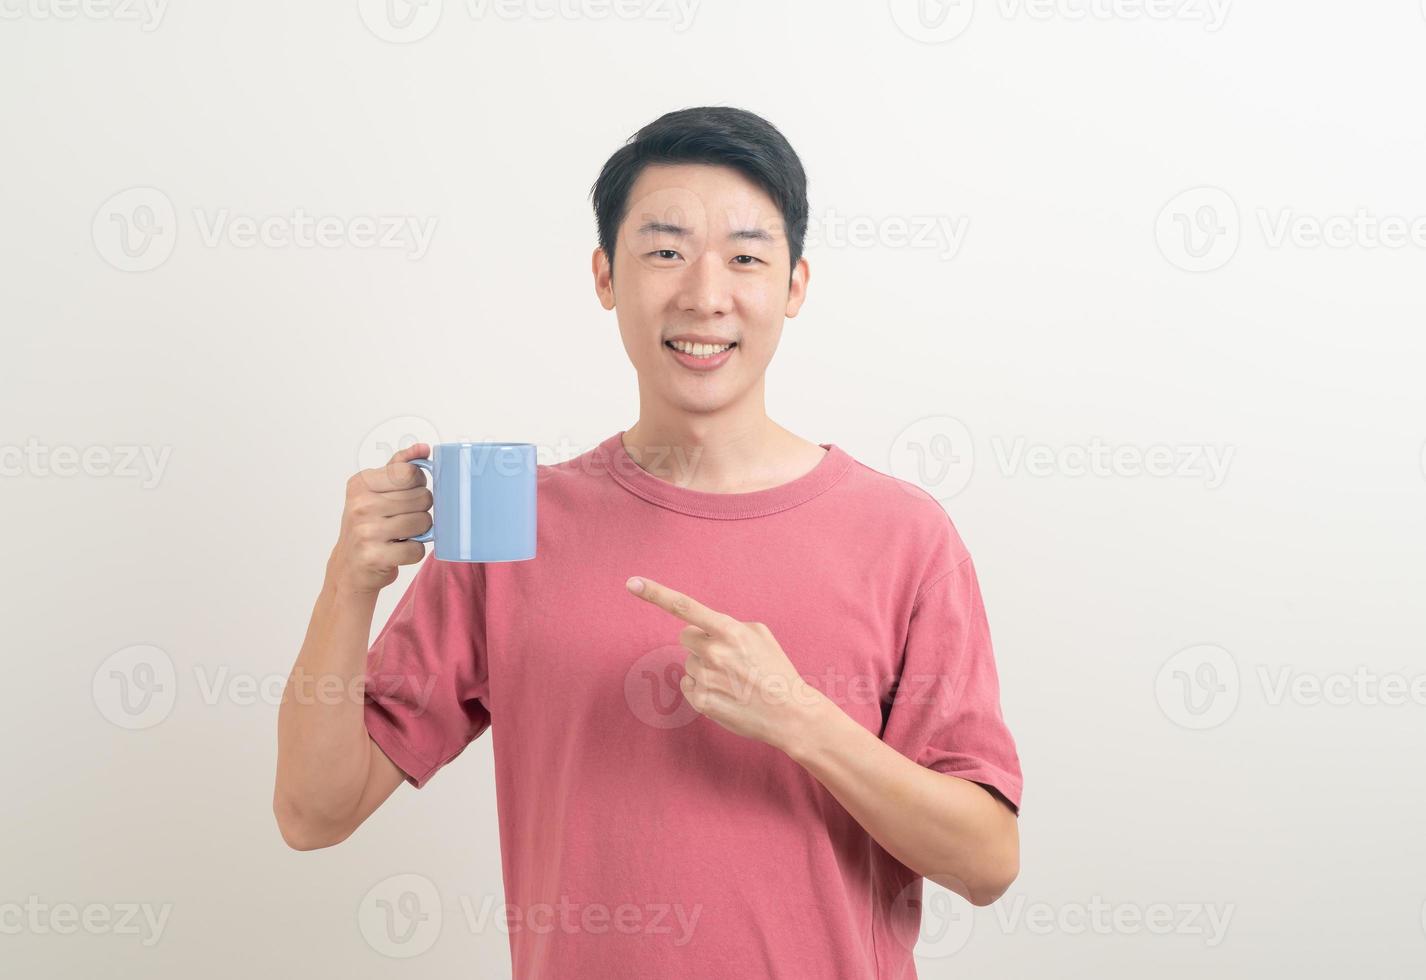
[625, 577, 734, 635]
[362, 443, 431, 493]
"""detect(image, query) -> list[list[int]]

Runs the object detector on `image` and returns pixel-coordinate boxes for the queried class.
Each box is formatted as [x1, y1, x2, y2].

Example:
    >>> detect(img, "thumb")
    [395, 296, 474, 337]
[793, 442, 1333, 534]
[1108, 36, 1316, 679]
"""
[387, 442, 431, 464]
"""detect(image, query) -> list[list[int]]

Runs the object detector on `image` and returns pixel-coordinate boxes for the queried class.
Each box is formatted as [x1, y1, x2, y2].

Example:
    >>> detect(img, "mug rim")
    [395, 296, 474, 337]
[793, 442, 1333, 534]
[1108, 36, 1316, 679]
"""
[435, 441, 535, 449]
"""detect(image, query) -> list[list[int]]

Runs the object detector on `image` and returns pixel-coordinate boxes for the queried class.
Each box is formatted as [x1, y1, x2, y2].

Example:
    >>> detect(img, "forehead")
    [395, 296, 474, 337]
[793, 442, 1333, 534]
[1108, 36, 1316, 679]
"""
[621, 163, 782, 234]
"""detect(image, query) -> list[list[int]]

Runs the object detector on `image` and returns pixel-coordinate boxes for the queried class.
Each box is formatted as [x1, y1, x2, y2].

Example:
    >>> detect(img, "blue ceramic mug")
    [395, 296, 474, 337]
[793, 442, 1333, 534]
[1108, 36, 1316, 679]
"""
[405, 442, 537, 562]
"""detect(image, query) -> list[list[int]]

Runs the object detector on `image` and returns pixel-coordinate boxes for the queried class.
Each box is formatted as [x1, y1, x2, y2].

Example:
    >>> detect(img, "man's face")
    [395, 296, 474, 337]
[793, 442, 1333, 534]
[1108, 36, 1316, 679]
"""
[593, 163, 809, 416]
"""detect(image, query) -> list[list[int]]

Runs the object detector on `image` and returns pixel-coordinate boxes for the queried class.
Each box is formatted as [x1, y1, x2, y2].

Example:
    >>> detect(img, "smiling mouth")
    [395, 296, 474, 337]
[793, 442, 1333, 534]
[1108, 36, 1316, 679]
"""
[664, 340, 738, 359]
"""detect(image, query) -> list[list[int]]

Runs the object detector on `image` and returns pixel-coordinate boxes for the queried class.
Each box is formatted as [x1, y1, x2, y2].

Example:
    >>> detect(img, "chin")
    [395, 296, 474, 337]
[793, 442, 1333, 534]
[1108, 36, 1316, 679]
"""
[666, 387, 737, 414]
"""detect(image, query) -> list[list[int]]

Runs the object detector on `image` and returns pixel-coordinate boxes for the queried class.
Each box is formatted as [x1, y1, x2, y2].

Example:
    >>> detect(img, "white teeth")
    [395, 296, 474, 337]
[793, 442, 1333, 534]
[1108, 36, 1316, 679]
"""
[669, 340, 733, 357]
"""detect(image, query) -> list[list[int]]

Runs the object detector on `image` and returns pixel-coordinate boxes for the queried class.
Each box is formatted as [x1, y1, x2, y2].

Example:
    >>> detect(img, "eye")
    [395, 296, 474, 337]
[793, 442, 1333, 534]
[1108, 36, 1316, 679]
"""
[648, 249, 682, 261]
[732, 255, 762, 266]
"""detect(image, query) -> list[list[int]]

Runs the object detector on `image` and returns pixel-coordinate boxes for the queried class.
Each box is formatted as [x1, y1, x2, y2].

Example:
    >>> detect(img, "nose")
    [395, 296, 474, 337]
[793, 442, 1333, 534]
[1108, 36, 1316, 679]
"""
[675, 250, 733, 319]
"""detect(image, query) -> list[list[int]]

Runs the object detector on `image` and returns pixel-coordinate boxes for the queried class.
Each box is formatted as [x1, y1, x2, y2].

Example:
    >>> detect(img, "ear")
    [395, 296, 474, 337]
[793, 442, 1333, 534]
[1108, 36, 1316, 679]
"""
[784, 256, 810, 318]
[592, 247, 616, 310]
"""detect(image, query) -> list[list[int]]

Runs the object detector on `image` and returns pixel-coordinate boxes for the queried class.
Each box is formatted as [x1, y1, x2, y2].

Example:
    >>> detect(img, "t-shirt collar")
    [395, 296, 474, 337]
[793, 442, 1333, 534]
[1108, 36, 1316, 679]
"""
[594, 430, 853, 520]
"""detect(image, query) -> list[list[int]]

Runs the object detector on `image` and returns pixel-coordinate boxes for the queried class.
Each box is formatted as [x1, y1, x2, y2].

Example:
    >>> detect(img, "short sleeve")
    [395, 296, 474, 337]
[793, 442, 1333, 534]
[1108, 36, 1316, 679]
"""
[362, 555, 491, 789]
[882, 555, 1024, 815]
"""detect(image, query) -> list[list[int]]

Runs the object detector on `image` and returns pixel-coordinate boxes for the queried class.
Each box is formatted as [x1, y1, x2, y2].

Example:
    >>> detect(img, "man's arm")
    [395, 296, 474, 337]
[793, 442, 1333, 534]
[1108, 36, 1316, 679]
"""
[272, 445, 433, 850]
[272, 579, 405, 850]
[780, 695, 1019, 906]
[623, 574, 1020, 907]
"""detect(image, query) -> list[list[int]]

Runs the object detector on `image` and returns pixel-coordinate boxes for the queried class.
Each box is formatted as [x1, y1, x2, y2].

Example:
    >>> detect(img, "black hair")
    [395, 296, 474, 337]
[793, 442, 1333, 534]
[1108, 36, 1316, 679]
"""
[589, 106, 809, 282]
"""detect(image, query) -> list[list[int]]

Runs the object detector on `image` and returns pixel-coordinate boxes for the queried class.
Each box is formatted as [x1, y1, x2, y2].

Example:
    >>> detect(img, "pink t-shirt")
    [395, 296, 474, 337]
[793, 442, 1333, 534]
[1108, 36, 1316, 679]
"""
[363, 431, 1023, 979]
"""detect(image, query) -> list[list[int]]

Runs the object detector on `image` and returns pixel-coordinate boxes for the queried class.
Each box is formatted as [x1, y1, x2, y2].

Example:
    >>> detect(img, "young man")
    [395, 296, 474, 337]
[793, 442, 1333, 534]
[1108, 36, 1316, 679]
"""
[274, 106, 1023, 978]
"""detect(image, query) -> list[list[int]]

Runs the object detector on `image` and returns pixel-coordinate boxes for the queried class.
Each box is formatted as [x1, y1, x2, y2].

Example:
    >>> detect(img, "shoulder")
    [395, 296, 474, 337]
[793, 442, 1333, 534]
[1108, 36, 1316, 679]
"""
[535, 442, 607, 494]
[833, 447, 972, 579]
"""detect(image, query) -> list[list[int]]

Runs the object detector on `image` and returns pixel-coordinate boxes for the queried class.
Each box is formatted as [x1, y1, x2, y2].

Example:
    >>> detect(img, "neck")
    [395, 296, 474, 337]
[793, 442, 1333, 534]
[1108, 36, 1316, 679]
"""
[621, 408, 822, 494]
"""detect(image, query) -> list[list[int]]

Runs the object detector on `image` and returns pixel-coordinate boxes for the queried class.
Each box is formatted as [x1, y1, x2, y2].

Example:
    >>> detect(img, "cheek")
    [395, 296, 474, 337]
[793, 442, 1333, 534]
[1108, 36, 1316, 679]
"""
[623, 268, 678, 315]
[735, 278, 778, 313]
[730, 283, 783, 344]
[614, 272, 666, 327]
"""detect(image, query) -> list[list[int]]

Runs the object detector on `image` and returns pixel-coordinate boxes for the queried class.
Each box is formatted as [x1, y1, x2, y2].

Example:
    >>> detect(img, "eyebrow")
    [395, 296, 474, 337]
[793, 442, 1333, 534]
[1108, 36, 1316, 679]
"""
[635, 221, 776, 244]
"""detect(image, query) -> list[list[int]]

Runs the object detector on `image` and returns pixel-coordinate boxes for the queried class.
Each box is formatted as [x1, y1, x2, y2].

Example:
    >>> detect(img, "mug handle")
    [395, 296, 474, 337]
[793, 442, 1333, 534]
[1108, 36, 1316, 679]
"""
[404, 457, 434, 543]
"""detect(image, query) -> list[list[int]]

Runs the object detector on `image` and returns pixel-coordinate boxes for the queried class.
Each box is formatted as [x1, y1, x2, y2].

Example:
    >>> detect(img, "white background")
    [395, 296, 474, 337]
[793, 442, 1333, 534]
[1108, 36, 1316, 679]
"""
[3, 0, 1425, 976]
